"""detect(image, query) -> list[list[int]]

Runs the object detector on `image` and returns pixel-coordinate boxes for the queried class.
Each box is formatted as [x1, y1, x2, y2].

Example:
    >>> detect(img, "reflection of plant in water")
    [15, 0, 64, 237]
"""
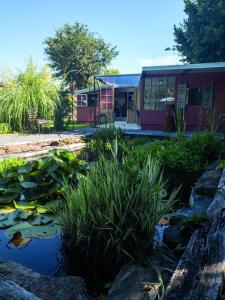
[7, 231, 32, 249]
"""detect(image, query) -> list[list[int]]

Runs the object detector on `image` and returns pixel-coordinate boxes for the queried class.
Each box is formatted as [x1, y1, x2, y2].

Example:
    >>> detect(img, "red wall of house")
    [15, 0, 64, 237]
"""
[77, 106, 100, 123]
[140, 71, 225, 131]
[77, 88, 113, 123]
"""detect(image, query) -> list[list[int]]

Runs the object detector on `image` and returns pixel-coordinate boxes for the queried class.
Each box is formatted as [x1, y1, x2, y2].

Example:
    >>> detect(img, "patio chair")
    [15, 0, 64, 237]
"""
[27, 109, 51, 134]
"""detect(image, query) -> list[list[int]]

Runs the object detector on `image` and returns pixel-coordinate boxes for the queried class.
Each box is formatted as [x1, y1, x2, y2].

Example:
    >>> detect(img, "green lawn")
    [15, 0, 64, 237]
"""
[65, 121, 91, 131]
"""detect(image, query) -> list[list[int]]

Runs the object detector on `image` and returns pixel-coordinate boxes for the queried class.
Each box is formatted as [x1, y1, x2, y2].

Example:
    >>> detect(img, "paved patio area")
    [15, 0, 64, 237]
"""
[0, 128, 192, 147]
[0, 129, 96, 146]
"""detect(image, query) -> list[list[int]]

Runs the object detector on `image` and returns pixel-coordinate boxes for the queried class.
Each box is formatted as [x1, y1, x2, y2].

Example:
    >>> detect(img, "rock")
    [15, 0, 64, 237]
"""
[0, 148, 7, 155]
[0, 259, 88, 300]
[194, 168, 222, 196]
[0, 275, 41, 300]
[107, 265, 160, 300]
[175, 208, 196, 218]
[153, 224, 169, 248]
[50, 141, 59, 146]
[164, 225, 183, 247]
[9, 146, 23, 153]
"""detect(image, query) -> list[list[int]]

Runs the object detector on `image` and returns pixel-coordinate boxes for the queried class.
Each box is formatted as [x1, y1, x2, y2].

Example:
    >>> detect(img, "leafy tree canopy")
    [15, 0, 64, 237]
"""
[172, 0, 225, 63]
[103, 68, 120, 75]
[44, 22, 119, 89]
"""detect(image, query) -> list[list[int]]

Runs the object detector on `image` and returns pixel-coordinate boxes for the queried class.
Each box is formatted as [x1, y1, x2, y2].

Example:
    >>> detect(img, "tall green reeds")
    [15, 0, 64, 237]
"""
[61, 154, 177, 264]
[174, 107, 186, 140]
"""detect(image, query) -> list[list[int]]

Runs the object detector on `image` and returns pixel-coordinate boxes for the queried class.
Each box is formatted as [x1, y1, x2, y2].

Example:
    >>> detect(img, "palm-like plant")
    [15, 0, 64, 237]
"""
[0, 59, 59, 131]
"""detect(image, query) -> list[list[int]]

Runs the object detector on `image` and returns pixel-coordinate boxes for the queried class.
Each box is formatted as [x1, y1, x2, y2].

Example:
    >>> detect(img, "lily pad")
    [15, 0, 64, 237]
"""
[5, 222, 61, 239]
[5, 222, 34, 238]
[0, 213, 17, 229]
[32, 224, 61, 238]
[20, 181, 38, 189]
[29, 215, 54, 226]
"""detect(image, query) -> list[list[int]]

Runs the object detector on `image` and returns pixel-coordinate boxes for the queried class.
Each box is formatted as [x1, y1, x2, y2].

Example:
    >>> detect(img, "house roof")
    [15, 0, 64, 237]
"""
[142, 62, 225, 75]
[96, 74, 141, 88]
[76, 86, 109, 95]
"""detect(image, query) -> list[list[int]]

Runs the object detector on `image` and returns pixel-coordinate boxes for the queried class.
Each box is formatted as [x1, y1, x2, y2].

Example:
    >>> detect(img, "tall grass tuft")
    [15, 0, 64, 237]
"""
[61, 154, 177, 265]
[0, 58, 59, 131]
[174, 107, 186, 140]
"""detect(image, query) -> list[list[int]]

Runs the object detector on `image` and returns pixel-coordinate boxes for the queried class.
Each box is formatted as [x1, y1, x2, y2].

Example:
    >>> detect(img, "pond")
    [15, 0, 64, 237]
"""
[0, 229, 62, 276]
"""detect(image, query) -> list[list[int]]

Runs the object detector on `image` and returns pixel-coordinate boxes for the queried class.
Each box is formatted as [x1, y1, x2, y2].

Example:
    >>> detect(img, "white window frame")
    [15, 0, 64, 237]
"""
[77, 94, 87, 107]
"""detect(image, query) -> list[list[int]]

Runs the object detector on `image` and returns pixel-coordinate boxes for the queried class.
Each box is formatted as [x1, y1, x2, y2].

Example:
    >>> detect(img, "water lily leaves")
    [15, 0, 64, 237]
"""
[32, 224, 61, 238]
[13, 209, 34, 221]
[5, 222, 33, 238]
[18, 164, 33, 174]
[0, 209, 34, 229]
[0, 213, 17, 228]
[20, 181, 38, 188]
[29, 215, 54, 226]
[5, 222, 60, 239]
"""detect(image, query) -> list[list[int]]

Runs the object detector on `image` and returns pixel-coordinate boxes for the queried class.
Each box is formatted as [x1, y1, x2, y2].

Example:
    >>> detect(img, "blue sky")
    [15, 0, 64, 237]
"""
[0, 0, 185, 74]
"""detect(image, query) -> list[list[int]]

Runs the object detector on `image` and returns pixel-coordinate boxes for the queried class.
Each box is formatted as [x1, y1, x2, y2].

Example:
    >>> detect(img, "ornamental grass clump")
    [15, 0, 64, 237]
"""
[0, 59, 59, 131]
[61, 154, 177, 265]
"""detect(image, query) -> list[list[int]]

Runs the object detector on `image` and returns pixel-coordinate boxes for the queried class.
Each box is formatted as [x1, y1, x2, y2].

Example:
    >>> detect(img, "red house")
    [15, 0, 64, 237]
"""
[77, 62, 225, 131]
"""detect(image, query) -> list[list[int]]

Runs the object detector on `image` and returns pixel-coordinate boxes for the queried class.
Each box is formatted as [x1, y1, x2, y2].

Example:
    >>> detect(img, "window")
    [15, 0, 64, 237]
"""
[144, 77, 175, 110]
[100, 89, 113, 110]
[77, 94, 87, 106]
[188, 87, 202, 105]
[187, 83, 213, 107]
[87, 94, 98, 107]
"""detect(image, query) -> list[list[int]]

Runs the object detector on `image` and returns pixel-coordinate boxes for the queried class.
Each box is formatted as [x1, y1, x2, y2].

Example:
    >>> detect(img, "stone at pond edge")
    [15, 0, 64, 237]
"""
[0, 259, 88, 300]
[164, 225, 184, 248]
[107, 265, 160, 300]
[193, 168, 222, 196]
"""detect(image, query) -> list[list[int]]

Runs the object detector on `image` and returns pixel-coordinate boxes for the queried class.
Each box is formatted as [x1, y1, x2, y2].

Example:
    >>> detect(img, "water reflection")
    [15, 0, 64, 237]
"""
[7, 231, 32, 249]
[0, 229, 63, 276]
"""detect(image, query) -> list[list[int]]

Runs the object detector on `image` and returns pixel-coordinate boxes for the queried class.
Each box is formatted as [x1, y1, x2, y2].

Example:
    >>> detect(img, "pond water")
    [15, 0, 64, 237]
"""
[0, 230, 63, 276]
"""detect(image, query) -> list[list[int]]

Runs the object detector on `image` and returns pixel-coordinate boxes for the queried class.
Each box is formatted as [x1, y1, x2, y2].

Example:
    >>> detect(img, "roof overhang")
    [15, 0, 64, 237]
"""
[96, 74, 141, 88]
[142, 62, 225, 75]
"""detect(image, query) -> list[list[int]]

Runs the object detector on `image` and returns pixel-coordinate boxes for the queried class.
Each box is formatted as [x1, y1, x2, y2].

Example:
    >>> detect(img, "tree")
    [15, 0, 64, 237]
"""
[172, 0, 225, 63]
[44, 22, 119, 89]
[103, 68, 120, 75]
[0, 59, 59, 131]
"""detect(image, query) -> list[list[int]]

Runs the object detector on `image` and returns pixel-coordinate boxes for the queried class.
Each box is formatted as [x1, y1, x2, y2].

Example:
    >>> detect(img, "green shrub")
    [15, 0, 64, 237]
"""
[61, 154, 177, 265]
[0, 123, 11, 134]
[128, 132, 224, 202]
[130, 132, 223, 173]
[84, 127, 123, 159]
[0, 157, 26, 174]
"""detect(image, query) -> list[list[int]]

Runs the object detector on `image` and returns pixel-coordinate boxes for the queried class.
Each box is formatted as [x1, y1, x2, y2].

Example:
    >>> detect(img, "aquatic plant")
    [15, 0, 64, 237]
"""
[61, 154, 177, 265]
[0, 149, 87, 204]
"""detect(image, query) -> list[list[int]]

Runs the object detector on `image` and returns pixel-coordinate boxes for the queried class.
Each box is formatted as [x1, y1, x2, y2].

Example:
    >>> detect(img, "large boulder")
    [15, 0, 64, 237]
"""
[0, 260, 88, 300]
[107, 265, 160, 300]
